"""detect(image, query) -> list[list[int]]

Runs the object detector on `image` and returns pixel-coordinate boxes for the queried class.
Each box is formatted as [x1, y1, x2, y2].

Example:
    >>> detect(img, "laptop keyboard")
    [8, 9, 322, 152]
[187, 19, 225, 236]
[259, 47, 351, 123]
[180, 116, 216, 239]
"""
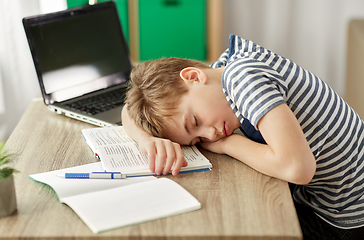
[65, 88, 126, 115]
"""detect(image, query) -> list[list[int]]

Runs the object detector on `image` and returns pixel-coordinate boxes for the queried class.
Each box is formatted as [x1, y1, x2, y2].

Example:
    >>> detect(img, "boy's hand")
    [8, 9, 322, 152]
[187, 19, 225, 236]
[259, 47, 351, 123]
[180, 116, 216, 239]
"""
[138, 135, 188, 176]
[199, 135, 231, 154]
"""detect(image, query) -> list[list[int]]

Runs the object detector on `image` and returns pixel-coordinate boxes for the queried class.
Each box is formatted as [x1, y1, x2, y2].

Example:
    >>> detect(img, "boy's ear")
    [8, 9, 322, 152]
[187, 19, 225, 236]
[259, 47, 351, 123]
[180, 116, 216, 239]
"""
[180, 67, 207, 84]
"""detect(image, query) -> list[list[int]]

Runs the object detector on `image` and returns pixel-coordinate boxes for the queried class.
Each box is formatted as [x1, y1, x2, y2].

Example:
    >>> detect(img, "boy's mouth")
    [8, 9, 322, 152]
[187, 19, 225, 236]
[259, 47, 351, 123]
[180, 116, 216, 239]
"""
[224, 122, 231, 136]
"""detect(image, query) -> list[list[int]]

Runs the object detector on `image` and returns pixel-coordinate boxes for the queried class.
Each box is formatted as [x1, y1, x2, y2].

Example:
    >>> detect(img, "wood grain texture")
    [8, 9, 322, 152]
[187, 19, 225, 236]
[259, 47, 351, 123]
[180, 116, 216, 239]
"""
[0, 100, 302, 239]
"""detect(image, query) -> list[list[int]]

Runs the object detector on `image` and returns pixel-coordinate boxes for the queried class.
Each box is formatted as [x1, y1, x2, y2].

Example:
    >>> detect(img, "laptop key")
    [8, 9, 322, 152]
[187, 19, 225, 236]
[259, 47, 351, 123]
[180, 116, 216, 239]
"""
[65, 88, 125, 115]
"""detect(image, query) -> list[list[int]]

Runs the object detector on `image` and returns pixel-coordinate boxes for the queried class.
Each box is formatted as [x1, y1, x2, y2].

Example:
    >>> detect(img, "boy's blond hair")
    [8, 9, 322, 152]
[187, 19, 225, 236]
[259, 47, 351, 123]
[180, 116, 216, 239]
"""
[126, 57, 210, 138]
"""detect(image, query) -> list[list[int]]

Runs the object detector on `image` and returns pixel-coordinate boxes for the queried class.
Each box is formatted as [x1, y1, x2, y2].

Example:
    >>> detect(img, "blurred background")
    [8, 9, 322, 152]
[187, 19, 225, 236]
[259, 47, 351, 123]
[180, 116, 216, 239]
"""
[1, 0, 364, 142]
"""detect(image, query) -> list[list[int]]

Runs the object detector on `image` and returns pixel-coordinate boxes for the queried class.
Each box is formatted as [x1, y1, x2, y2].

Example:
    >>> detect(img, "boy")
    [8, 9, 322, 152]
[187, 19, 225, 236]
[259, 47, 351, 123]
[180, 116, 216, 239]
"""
[122, 34, 364, 239]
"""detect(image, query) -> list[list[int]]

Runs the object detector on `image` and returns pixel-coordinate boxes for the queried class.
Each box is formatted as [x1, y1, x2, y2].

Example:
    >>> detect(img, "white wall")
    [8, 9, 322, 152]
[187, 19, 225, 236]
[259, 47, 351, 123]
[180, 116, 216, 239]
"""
[0, 0, 67, 142]
[221, 0, 364, 96]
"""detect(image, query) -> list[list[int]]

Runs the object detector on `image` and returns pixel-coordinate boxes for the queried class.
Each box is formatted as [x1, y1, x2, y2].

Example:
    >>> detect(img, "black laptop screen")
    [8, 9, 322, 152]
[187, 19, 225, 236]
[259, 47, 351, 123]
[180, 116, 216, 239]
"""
[24, 3, 131, 103]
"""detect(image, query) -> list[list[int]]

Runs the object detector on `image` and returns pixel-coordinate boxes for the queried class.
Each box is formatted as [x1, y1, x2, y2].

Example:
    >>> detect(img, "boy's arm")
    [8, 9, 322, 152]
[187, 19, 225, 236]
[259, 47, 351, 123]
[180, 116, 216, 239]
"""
[201, 103, 316, 185]
[121, 105, 187, 176]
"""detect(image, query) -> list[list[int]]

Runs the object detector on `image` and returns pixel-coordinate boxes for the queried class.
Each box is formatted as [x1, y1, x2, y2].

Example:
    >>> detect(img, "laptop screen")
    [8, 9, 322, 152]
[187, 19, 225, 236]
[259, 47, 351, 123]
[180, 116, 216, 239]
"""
[23, 2, 131, 104]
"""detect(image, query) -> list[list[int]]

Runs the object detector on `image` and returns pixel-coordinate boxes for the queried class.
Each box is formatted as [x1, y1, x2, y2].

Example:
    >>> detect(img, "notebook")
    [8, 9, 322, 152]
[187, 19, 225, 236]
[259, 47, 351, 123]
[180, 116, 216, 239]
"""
[22, 1, 132, 127]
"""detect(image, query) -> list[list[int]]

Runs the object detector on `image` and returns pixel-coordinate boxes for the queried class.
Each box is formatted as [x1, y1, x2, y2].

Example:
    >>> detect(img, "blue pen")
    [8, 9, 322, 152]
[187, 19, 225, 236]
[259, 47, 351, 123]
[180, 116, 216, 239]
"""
[58, 172, 127, 179]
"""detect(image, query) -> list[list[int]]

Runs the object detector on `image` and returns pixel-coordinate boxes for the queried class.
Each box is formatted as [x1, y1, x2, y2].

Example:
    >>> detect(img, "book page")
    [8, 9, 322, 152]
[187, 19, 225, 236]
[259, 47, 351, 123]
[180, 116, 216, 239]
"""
[98, 144, 213, 175]
[97, 142, 150, 174]
[29, 162, 155, 200]
[82, 126, 212, 175]
[82, 126, 135, 153]
[61, 178, 201, 233]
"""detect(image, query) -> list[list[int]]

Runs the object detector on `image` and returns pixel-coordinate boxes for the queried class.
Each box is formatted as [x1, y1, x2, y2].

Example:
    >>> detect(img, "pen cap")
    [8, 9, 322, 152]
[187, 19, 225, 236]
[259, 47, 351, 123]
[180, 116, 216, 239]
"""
[90, 172, 126, 179]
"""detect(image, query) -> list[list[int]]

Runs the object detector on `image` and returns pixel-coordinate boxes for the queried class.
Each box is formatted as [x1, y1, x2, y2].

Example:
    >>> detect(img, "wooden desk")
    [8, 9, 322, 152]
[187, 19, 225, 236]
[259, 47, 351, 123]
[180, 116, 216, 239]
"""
[0, 99, 302, 239]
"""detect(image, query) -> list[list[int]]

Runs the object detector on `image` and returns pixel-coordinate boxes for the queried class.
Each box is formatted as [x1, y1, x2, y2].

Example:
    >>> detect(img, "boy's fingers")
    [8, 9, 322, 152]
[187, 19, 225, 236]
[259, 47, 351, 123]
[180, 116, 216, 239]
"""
[146, 143, 156, 173]
[172, 144, 187, 176]
[154, 141, 167, 175]
[143, 138, 185, 176]
[163, 144, 176, 175]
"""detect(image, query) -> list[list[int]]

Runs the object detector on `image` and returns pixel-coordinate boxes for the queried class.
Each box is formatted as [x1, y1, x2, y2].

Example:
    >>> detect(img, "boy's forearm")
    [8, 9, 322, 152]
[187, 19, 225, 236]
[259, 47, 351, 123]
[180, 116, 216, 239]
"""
[220, 103, 316, 185]
[121, 104, 152, 143]
[220, 134, 315, 185]
[121, 104, 186, 176]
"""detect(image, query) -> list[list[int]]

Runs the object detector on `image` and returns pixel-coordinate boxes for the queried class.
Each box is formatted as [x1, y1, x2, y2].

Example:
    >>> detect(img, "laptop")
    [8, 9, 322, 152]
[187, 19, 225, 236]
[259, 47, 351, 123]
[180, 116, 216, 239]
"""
[22, 1, 132, 127]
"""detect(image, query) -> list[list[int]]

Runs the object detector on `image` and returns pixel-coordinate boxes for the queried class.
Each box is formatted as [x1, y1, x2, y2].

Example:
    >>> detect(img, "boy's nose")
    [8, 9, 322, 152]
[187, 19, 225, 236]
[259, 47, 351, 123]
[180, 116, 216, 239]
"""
[202, 126, 219, 142]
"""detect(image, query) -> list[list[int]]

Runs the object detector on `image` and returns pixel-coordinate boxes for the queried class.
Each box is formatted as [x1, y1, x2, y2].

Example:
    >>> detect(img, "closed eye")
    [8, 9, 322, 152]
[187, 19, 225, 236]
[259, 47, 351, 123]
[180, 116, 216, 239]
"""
[194, 115, 198, 126]
[194, 116, 202, 143]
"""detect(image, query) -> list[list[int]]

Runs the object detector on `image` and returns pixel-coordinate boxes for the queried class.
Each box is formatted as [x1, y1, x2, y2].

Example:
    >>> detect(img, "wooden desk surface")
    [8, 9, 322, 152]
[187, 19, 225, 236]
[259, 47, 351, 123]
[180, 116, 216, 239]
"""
[0, 100, 302, 239]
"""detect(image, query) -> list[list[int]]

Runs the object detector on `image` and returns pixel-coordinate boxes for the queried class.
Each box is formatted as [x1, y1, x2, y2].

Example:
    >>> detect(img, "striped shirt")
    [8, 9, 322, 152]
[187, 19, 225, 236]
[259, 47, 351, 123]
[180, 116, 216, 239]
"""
[211, 34, 364, 229]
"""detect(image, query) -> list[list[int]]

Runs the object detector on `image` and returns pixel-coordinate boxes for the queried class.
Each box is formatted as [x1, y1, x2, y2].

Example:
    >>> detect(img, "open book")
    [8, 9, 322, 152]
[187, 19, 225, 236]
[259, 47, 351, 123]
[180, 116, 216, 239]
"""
[29, 162, 201, 233]
[81, 126, 212, 176]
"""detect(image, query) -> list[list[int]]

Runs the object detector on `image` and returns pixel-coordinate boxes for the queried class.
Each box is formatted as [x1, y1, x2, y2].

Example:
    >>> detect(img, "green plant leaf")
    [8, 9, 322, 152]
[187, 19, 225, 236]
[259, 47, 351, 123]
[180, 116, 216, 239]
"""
[0, 167, 18, 181]
[0, 142, 19, 179]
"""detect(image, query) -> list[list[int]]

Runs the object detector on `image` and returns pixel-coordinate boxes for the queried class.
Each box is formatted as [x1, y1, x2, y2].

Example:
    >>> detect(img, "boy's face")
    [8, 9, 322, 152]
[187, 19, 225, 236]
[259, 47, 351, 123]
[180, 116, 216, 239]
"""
[164, 68, 241, 146]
